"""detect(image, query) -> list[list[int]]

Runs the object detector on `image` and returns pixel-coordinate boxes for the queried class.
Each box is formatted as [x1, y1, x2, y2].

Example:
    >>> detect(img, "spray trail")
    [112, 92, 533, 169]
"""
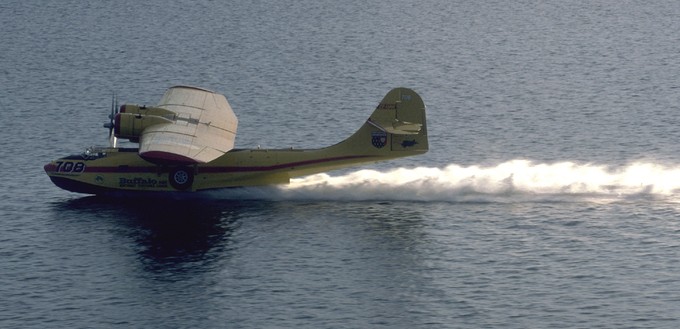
[206, 160, 680, 202]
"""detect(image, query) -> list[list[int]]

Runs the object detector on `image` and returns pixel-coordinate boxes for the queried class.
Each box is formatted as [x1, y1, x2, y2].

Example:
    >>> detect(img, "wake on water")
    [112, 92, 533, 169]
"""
[205, 160, 680, 203]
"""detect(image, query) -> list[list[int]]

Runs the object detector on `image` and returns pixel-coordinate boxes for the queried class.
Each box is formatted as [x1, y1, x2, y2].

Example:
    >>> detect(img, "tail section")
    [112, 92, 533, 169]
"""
[241, 88, 428, 181]
[331, 87, 428, 157]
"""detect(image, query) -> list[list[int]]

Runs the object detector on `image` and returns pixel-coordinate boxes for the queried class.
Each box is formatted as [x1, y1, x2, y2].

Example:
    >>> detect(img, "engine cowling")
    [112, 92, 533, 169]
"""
[114, 112, 173, 143]
[111, 104, 177, 143]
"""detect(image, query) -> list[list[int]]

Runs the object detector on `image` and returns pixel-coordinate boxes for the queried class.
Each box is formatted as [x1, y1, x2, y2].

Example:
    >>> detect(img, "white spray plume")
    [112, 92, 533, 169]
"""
[206, 160, 680, 202]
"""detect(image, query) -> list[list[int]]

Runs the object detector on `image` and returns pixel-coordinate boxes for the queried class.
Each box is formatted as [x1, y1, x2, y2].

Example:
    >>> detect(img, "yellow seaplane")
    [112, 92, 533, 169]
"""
[44, 86, 428, 195]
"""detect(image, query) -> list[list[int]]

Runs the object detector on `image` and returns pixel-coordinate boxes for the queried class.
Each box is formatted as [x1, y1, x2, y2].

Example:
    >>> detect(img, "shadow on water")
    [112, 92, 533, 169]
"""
[50, 195, 275, 275]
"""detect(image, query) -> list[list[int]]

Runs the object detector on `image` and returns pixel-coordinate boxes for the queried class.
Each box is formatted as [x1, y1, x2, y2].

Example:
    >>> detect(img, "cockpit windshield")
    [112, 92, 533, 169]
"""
[81, 146, 108, 160]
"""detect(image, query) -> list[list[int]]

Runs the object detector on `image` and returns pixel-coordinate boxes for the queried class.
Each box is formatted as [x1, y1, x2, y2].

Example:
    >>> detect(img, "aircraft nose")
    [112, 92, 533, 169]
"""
[44, 162, 56, 173]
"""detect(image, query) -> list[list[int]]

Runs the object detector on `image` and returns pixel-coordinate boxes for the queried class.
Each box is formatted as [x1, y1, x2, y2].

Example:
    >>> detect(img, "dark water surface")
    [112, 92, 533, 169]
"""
[3, 0, 680, 328]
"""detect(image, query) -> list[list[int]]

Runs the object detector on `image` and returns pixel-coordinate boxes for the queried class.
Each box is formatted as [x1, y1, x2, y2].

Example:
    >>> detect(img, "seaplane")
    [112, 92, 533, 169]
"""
[44, 86, 428, 194]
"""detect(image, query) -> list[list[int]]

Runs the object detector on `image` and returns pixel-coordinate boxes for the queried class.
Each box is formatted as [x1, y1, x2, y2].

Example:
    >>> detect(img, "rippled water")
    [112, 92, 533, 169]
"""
[3, 0, 680, 328]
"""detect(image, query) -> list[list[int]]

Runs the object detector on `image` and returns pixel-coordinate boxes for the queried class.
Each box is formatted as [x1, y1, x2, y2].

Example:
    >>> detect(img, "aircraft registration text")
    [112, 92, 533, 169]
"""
[54, 161, 85, 174]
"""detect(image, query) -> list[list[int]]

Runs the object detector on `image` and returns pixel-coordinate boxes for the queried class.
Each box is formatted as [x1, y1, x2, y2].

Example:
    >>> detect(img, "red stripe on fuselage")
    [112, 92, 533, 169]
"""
[198, 155, 373, 173]
[78, 155, 374, 174]
[83, 166, 159, 173]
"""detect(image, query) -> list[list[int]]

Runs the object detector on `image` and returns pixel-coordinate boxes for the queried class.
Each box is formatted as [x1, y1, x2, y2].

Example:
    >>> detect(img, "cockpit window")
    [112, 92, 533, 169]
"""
[81, 147, 107, 160]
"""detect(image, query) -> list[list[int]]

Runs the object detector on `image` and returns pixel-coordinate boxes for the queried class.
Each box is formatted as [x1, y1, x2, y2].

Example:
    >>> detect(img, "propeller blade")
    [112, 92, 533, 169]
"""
[110, 133, 118, 148]
[106, 92, 118, 148]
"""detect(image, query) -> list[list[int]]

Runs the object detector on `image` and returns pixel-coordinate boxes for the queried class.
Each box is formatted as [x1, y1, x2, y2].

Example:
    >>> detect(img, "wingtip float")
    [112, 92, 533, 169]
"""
[44, 86, 428, 195]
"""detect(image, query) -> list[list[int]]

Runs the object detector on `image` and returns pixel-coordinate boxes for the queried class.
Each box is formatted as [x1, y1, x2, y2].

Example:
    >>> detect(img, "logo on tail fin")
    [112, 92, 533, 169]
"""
[371, 131, 387, 148]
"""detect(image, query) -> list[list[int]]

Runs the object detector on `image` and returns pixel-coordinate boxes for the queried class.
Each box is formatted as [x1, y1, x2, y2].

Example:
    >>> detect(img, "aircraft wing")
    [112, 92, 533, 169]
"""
[139, 86, 238, 164]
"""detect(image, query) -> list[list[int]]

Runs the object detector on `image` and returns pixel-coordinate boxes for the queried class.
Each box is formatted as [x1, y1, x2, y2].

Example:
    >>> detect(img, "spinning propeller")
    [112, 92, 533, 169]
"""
[103, 93, 119, 148]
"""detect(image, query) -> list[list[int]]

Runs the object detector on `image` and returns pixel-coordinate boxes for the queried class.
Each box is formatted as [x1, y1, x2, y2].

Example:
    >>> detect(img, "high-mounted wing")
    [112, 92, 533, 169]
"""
[136, 86, 238, 164]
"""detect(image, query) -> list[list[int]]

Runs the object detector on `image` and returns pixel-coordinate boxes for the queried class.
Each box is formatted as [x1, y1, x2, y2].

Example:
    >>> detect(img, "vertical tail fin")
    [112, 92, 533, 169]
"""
[281, 88, 428, 179]
[331, 87, 428, 157]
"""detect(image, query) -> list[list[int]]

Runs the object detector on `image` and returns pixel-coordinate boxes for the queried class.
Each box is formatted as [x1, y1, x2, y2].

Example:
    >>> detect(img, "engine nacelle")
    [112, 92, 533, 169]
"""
[114, 112, 173, 143]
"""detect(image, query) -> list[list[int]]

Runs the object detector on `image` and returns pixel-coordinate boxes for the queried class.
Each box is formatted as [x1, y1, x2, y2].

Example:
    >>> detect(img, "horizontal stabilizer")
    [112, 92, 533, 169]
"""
[369, 118, 422, 135]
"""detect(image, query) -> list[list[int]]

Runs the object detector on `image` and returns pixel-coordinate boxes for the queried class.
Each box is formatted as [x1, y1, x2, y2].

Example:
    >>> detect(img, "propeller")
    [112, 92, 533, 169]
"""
[103, 93, 119, 148]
